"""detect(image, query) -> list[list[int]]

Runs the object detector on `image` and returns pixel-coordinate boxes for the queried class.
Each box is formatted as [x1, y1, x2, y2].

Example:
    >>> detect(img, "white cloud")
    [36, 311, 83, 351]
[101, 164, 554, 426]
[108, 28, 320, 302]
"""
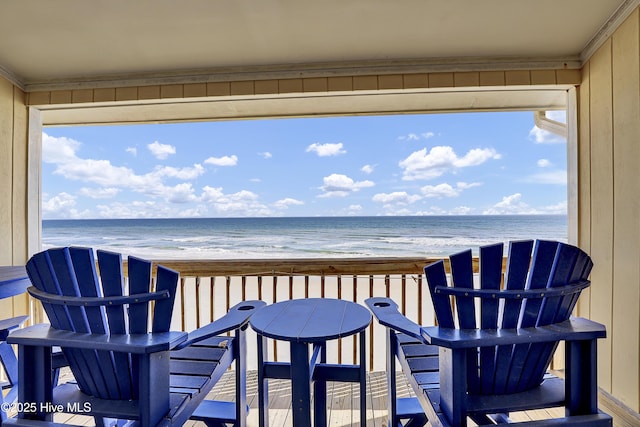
[147, 141, 176, 159]
[361, 164, 374, 174]
[483, 193, 567, 215]
[420, 182, 481, 198]
[165, 183, 198, 204]
[483, 193, 533, 215]
[537, 159, 552, 168]
[450, 206, 473, 215]
[306, 142, 346, 157]
[398, 132, 435, 141]
[42, 133, 80, 164]
[372, 191, 421, 204]
[205, 155, 238, 166]
[318, 174, 374, 198]
[42, 192, 89, 219]
[43, 134, 208, 204]
[96, 201, 171, 219]
[529, 127, 565, 144]
[259, 152, 272, 159]
[79, 187, 120, 199]
[200, 186, 272, 216]
[153, 164, 205, 180]
[399, 146, 501, 181]
[274, 198, 305, 209]
[126, 147, 137, 156]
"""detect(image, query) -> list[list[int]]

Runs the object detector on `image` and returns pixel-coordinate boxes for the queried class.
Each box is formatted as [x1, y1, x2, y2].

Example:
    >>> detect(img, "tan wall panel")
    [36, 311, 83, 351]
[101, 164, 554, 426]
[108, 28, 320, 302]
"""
[587, 38, 614, 394]
[12, 88, 27, 264]
[0, 77, 30, 318]
[576, 62, 592, 317]
[611, 9, 640, 411]
[0, 78, 14, 266]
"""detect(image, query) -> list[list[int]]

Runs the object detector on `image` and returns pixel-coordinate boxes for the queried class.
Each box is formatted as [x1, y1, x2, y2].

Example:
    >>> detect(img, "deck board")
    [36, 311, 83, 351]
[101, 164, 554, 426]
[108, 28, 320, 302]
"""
[52, 368, 564, 426]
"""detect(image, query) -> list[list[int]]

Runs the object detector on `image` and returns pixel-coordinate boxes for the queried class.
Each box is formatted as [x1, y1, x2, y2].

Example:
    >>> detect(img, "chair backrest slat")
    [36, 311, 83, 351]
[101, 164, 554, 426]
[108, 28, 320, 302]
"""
[424, 260, 455, 328]
[501, 240, 534, 328]
[96, 250, 127, 334]
[478, 243, 503, 394]
[449, 249, 476, 329]
[152, 265, 179, 333]
[69, 248, 107, 334]
[128, 256, 152, 335]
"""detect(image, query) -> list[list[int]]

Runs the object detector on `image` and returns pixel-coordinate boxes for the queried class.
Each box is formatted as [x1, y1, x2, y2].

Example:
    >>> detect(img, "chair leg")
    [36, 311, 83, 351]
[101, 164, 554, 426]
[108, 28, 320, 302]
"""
[234, 327, 248, 427]
[386, 330, 398, 427]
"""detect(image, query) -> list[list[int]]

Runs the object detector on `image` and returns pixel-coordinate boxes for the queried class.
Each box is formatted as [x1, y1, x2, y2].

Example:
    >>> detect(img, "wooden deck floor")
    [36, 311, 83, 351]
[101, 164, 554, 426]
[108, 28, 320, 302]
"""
[52, 369, 564, 426]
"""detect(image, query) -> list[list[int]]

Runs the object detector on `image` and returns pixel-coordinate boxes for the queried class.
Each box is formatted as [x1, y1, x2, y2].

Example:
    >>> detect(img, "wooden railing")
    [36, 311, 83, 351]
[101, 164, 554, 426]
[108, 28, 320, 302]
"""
[145, 257, 450, 371]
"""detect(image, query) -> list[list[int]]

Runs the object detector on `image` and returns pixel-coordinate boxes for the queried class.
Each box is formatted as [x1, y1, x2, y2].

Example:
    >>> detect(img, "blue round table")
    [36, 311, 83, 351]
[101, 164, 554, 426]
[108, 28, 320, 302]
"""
[250, 298, 371, 426]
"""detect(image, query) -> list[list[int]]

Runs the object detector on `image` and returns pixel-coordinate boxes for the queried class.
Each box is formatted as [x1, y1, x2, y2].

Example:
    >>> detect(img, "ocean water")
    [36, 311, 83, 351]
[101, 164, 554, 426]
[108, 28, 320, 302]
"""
[41, 215, 567, 260]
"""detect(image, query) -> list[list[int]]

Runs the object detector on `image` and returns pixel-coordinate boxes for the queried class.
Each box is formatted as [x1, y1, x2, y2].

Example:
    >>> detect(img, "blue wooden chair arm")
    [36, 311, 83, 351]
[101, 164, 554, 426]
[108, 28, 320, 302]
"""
[27, 286, 170, 307]
[8, 323, 188, 354]
[421, 317, 607, 349]
[0, 315, 28, 340]
[174, 300, 266, 350]
[365, 297, 423, 340]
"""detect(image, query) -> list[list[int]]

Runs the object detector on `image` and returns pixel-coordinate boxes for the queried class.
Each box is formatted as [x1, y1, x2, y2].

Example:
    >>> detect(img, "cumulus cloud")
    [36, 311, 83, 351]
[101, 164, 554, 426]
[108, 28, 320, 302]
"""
[126, 147, 137, 156]
[43, 133, 206, 203]
[483, 193, 567, 215]
[399, 146, 501, 181]
[79, 187, 120, 199]
[318, 174, 374, 198]
[372, 192, 421, 204]
[147, 141, 176, 159]
[537, 159, 552, 168]
[153, 164, 205, 180]
[274, 198, 305, 209]
[259, 152, 272, 159]
[42, 133, 80, 164]
[483, 193, 533, 215]
[361, 164, 375, 174]
[306, 142, 346, 157]
[420, 182, 481, 198]
[42, 192, 88, 219]
[398, 132, 435, 141]
[200, 186, 272, 216]
[205, 155, 238, 166]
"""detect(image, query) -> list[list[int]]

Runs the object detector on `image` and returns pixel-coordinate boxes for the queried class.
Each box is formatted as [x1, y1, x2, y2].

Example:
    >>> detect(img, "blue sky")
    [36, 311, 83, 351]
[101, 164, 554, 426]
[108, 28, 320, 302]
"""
[42, 111, 567, 219]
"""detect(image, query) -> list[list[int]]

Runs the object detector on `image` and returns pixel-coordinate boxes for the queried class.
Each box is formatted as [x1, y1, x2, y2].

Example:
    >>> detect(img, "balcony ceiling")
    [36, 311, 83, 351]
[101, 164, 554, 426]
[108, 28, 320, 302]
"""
[0, 0, 631, 90]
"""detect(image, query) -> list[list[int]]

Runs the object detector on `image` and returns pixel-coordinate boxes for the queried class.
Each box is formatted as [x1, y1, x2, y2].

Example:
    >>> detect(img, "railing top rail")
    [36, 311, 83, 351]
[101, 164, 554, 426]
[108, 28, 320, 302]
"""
[118, 256, 500, 277]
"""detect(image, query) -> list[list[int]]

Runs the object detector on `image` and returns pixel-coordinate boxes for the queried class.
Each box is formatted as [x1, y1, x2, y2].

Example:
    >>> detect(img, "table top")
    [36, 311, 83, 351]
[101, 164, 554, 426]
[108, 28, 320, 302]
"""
[249, 298, 371, 343]
[0, 266, 30, 299]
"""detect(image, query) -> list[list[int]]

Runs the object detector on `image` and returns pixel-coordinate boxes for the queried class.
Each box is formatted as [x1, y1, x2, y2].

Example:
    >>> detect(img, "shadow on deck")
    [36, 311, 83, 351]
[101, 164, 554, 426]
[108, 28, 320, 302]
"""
[52, 369, 563, 426]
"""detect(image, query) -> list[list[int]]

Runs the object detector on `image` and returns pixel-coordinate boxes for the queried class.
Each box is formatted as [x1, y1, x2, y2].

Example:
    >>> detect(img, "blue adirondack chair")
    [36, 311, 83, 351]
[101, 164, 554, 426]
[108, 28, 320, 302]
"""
[366, 240, 612, 427]
[3, 247, 265, 427]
